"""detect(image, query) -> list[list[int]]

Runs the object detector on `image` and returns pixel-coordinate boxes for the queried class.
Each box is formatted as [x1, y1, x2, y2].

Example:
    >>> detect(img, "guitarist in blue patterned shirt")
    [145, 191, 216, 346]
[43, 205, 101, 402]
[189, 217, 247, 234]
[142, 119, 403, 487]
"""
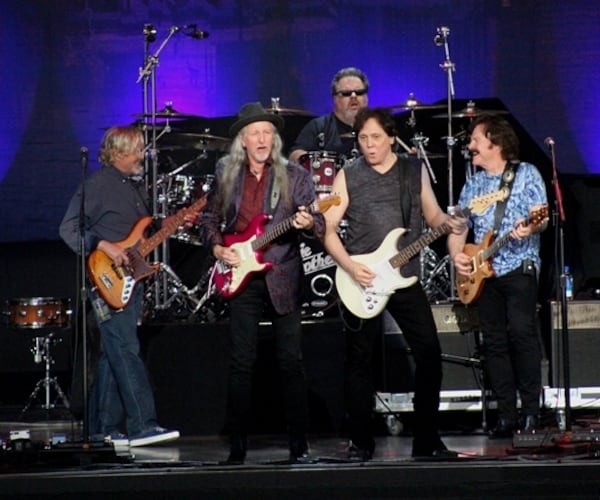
[448, 113, 549, 438]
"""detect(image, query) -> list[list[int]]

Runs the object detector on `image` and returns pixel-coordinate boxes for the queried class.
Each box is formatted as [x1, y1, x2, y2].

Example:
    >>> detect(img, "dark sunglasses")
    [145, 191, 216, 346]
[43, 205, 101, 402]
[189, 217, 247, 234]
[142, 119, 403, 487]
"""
[335, 88, 368, 97]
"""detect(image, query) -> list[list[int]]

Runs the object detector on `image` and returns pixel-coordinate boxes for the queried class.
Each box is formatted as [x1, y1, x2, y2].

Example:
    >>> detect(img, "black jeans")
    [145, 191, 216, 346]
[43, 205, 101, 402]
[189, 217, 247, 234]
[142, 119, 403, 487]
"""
[477, 267, 542, 421]
[343, 284, 443, 450]
[226, 276, 308, 438]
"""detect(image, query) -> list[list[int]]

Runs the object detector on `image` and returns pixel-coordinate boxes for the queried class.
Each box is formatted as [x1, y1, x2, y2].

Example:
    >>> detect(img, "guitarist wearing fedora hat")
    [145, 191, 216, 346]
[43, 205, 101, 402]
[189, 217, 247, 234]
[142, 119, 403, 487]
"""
[200, 102, 326, 464]
[448, 113, 548, 438]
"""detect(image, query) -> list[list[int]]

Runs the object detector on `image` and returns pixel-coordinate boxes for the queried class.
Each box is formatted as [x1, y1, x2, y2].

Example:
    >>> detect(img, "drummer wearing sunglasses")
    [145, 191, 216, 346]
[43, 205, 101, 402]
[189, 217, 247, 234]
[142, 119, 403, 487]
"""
[289, 67, 369, 164]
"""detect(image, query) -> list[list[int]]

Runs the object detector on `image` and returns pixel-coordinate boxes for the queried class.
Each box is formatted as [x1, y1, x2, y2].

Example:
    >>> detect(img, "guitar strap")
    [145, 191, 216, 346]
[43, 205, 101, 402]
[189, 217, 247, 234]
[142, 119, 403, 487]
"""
[492, 161, 519, 233]
[268, 169, 280, 215]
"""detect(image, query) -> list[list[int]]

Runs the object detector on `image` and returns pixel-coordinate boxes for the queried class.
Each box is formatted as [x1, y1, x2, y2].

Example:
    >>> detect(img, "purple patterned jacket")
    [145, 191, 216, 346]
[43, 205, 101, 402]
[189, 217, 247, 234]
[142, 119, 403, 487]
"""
[200, 160, 325, 315]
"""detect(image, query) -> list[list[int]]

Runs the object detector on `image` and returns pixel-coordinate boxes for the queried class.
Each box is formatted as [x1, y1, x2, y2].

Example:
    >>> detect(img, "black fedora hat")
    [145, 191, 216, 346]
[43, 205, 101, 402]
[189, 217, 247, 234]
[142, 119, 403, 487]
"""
[229, 102, 284, 138]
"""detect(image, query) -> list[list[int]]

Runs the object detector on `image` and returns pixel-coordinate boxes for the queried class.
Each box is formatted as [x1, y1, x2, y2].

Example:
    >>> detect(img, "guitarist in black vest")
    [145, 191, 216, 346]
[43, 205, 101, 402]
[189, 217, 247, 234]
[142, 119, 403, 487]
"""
[59, 126, 180, 447]
[447, 114, 548, 438]
[322, 108, 467, 460]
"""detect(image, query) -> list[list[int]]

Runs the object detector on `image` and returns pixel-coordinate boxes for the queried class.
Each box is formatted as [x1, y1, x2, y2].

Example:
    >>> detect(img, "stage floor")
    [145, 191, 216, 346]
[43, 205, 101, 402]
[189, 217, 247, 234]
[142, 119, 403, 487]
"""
[3, 410, 600, 499]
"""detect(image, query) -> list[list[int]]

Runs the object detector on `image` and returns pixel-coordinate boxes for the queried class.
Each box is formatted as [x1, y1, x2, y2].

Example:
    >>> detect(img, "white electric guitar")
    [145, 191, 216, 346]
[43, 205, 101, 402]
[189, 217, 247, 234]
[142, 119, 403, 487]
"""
[335, 190, 507, 319]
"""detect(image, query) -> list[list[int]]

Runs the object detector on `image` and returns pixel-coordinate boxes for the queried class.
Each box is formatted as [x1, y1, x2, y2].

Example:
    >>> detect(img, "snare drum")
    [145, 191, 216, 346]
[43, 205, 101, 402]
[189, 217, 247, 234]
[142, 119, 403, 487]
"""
[299, 151, 343, 193]
[4, 297, 71, 329]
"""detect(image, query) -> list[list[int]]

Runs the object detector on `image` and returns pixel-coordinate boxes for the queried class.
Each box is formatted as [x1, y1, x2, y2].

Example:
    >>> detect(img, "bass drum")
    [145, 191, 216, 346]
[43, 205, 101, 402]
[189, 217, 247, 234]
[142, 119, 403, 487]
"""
[299, 235, 339, 319]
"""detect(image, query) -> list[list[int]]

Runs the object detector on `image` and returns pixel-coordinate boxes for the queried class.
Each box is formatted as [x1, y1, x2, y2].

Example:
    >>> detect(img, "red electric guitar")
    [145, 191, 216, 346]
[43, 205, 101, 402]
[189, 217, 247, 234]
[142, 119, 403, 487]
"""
[213, 195, 340, 298]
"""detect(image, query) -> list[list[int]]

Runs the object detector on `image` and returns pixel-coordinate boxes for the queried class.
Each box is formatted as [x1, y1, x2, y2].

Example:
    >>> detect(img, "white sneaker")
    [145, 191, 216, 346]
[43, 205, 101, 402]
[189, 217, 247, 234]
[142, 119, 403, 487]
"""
[129, 427, 180, 447]
[105, 432, 129, 447]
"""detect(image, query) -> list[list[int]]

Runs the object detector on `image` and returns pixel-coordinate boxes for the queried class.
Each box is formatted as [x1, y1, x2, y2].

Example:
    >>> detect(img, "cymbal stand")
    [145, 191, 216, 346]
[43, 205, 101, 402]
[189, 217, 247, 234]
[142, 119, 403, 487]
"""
[434, 25, 458, 301]
[411, 133, 437, 184]
[137, 24, 202, 317]
[20, 332, 71, 417]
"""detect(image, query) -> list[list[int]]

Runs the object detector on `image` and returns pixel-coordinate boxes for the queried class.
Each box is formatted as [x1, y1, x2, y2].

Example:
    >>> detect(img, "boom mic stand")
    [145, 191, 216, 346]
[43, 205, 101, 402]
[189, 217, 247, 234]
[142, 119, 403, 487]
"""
[434, 25, 458, 301]
[546, 138, 572, 431]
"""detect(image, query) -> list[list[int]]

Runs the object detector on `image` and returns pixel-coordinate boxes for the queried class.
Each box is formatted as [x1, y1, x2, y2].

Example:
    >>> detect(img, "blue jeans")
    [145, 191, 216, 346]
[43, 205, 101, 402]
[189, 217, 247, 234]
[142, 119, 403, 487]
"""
[89, 287, 158, 437]
[226, 276, 308, 438]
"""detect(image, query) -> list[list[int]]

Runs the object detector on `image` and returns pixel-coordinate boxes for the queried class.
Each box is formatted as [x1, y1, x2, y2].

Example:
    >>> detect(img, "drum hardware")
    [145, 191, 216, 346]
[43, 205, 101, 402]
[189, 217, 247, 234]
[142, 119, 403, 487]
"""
[158, 132, 231, 153]
[20, 332, 71, 417]
[420, 247, 452, 302]
[266, 97, 314, 116]
[411, 133, 437, 184]
[431, 100, 509, 120]
[138, 25, 208, 320]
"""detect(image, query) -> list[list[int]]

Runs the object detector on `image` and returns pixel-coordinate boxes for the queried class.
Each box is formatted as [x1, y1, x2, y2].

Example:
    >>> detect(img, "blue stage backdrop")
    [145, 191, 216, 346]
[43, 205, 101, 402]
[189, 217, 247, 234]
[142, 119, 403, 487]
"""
[0, 0, 598, 242]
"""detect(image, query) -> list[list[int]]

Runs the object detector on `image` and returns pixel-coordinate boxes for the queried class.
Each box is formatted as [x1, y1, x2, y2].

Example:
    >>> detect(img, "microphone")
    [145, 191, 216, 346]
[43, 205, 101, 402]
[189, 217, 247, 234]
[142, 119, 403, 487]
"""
[434, 26, 450, 46]
[544, 137, 555, 148]
[182, 24, 209, 39]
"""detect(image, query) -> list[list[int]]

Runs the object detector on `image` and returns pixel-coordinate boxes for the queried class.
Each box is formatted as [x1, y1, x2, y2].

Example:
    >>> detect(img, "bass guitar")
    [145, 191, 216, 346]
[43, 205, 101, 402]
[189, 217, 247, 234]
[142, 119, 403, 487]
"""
[213, 194, 340, 299]
[335, 190, 507, 319]
[456, 204, 549, 305]
[88, 195, 208, 309]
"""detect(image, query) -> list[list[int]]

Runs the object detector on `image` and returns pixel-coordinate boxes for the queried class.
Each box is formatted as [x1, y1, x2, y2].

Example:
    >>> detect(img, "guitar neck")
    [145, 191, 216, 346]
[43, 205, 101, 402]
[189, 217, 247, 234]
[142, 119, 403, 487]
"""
[483, 213, 534, 261]
[138, 195, 207, 258]
[388, 222, 450, 269]
[251, 200, 318, 252]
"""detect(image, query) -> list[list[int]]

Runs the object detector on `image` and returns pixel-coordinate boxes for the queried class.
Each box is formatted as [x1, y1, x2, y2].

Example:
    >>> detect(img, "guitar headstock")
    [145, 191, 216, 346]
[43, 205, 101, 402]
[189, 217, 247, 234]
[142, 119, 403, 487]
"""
[530, 205, 549, 226]
[468, 189, 509, 215]
[313, 194, 341, 214]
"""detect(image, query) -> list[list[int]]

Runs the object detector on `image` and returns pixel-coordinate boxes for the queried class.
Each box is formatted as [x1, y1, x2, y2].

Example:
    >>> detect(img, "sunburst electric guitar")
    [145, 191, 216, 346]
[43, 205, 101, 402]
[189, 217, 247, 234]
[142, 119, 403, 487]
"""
[336, 191, 508, 319]
[213, 194, 340, 299]
[87, 195, 208, 309]
[456, 204, 549, 305]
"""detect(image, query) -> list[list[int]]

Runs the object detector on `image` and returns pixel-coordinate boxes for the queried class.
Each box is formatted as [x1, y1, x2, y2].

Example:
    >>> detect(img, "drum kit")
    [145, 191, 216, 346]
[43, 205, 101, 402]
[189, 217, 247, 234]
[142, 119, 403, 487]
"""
[125, 23, 510, 321]
[2, 297, 72, 415]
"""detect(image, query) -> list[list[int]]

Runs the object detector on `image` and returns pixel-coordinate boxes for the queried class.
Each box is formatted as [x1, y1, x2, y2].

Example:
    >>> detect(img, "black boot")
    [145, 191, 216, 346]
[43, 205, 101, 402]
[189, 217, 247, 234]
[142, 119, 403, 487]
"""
[224, 434, 246, 464]
[289, 435, 309, 462]
[489, 417, 517, 439]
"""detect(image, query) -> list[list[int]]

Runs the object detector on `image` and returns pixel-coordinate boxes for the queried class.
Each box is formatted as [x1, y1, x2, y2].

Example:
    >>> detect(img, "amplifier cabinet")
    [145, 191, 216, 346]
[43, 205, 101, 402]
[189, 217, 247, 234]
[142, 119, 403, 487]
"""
[382, 303, 482, 392]
[551, 300, 600, 388]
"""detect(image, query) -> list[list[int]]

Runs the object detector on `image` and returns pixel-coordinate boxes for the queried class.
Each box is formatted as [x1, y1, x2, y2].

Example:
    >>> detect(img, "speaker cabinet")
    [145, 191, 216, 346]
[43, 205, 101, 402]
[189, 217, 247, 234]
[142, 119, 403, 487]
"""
[551, 300, 600, 388]
[382, 304, 482, 393]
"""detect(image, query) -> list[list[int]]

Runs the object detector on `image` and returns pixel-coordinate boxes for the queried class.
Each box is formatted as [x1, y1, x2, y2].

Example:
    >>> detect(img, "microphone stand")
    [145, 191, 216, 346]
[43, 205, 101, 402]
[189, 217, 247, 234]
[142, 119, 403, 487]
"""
[435, 26, 458, 301]
[77, 147, 90, 443]
[548, 139, 571, 431]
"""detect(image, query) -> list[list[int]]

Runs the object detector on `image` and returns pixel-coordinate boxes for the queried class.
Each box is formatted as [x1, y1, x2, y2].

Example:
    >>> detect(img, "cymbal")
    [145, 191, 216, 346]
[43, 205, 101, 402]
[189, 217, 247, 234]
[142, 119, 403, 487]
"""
[134, 105, 203, 120]
[386, 100, 447, 111]
[432, 107, 509, 119]
[159, 132, 231, 152]
[265, 106, 314, 116]
[409, 150, 446, 160]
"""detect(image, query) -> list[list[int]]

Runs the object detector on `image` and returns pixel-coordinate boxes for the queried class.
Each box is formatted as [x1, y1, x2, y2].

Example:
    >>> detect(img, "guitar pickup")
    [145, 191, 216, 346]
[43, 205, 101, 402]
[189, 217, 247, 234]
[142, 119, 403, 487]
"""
[111, 263, 124, 279]
[99, 273, 114, 290]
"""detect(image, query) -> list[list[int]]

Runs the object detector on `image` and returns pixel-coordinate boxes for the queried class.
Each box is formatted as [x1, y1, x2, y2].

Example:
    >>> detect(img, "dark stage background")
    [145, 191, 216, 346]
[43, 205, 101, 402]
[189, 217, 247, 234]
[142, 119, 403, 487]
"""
[0, 0, 599, 242]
